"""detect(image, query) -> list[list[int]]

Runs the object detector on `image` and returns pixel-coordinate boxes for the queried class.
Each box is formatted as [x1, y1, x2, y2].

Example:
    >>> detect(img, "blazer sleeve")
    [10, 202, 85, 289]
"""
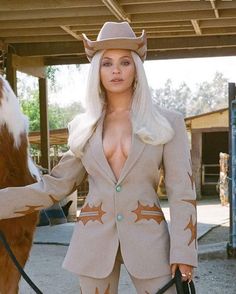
[163, 112, 197, 268]
[0, 150, 86, 220]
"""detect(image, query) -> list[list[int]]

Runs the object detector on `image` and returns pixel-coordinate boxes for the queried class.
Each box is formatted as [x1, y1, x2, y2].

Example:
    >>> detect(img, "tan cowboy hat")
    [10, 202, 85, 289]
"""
[82, 22, 147, 62]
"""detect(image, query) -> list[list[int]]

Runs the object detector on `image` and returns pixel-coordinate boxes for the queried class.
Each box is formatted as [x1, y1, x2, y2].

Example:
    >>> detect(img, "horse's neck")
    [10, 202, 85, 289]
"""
[0, 125, 35, 188]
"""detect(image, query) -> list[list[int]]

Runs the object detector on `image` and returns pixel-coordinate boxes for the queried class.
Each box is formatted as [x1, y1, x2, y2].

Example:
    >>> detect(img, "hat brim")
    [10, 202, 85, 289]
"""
[82, 30, 147, 62]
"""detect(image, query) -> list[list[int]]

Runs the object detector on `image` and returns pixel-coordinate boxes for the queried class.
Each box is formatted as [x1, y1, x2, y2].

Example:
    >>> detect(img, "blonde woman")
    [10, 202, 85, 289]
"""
[0, 22, 197, 294]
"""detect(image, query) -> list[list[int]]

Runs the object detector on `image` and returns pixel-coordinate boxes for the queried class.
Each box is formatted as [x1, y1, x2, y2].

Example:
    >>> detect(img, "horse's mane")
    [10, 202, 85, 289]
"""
[0, 76, 40, 187]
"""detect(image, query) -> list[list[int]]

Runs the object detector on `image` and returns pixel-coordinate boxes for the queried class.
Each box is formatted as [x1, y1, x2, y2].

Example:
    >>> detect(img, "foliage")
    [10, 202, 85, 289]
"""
[151, 71, 228, 117]
[19, 90, 84, 132]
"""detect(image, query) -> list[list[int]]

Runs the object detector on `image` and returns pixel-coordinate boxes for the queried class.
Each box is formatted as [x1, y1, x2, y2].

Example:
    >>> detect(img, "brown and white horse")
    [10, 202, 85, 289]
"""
[0, 76, 40, 294]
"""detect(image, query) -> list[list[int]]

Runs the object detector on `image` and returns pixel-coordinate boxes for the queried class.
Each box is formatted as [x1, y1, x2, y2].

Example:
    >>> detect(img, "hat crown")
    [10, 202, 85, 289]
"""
[82, 21, 147, 62]
[97, 22, 136, 41]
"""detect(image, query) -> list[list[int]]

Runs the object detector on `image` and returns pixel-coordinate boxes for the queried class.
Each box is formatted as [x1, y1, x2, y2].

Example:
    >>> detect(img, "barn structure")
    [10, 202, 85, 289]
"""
[1, 0, 236, 168]
[1, 0, 236, 255]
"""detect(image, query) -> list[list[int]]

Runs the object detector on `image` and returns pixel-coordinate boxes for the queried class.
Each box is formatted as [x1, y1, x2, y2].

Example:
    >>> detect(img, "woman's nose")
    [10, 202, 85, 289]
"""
[112, 64, 121, 74]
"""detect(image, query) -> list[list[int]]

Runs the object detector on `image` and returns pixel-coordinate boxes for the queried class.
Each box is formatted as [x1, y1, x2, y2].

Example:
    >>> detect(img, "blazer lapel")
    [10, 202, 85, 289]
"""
[88, 112, 117, 184]
[117, 133, 146, 184]
[88, 111, 146, 185]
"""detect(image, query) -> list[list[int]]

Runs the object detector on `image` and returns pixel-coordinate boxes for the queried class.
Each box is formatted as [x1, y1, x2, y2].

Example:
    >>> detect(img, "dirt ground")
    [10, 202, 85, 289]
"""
[195, 222, 236, 294]
[19, 218, 236, 293]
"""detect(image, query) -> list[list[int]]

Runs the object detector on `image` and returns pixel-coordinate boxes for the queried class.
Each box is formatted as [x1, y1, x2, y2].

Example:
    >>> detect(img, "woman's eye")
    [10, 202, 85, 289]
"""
[122, 61, 130, 66]
[102, 62, 112, 67]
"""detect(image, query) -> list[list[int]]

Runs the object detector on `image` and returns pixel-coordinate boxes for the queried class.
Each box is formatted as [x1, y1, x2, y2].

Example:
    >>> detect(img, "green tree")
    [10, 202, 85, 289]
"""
[187, 71, 228, 116]
[20, 89, 40, 131]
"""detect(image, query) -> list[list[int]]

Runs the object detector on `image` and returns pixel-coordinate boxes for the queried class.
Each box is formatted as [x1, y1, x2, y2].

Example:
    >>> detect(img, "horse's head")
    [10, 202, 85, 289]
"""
[0, 75, 28, 149]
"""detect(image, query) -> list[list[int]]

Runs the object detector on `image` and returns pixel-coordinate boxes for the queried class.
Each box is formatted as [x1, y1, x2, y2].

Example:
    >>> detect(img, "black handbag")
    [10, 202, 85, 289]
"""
[156, 268, 196, 294]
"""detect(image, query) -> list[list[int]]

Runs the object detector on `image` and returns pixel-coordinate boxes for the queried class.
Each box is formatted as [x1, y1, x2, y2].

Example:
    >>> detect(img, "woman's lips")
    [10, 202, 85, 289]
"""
[110, 79, 124, 83]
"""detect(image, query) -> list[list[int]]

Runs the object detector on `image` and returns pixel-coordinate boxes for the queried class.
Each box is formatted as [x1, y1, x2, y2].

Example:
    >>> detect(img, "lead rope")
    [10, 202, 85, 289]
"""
[0, 231, 43, 294]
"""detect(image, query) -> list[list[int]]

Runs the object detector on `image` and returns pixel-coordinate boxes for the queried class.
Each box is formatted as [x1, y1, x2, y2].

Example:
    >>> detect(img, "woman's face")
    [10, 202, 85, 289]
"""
[100, 49, 136, 96]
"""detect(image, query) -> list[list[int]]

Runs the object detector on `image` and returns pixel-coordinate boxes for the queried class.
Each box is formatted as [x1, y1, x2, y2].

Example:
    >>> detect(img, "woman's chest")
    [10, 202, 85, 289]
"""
[102, 113, 132, 159]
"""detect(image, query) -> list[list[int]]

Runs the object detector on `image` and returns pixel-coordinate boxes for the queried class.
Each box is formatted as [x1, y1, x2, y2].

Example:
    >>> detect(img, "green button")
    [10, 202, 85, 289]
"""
[116, 185, 121, 192]
[117, 214, 123, 221]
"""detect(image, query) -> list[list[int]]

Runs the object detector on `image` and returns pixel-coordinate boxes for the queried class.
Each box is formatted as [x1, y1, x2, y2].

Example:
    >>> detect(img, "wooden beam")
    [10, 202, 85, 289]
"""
[217, 1, 236, 10]
[60, 26, 81, 40]
[10, 34, 236, 57]
[147, 31, 195, 37]
[120, 0, 208, 4]
[203, 26, 236, 36]
[121, 0, 236, 9]
[191, 127, 228, 133]
[10, 41, 84, 57]
[0, 16, 117, 29]
[12, 55, 46, 78]
[102, 0, 131, 22]
[74, 25, 194, 35]
[0, 27, 67, 37]
[220, 9, 236, 18]
[200, 18, 236, 28]
[0, 0, 102, 10]
[44, 47, 236, 66]
[191, 20, 202, 35]
[3, 35, 76, 43]
[6, 53, 17, 95]
[124, 1, 211, 14]
[39, 77, 50, 170]
[147, 35, 236, 50]
[146, 47, 236, 60]
[44, 55, 88, 65]
[209, 0, 219, 18]
[191, 132, 202, 199]
[0, 7, 111, 21]
[71, 20, 192, 31]
[131, 20, 191, 29]
[131, 10, 216, 22]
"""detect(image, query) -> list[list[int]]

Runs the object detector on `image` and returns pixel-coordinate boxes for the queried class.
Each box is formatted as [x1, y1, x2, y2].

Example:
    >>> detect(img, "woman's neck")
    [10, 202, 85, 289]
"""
[105, 91, 133, 114]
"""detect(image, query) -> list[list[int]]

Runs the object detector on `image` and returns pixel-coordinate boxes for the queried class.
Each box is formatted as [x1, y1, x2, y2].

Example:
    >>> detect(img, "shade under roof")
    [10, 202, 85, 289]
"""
[1, 0, 236, 66]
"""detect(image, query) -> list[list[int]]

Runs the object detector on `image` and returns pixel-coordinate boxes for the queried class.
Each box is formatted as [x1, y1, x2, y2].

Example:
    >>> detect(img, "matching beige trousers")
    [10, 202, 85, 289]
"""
[79, 245, 177, 294]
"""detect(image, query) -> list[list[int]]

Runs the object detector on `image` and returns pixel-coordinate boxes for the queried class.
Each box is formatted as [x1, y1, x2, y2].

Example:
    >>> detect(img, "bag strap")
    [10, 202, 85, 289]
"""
[156, 277, 175, 294]
[156, 268, 196, 294]
[0, 230, 43, 294]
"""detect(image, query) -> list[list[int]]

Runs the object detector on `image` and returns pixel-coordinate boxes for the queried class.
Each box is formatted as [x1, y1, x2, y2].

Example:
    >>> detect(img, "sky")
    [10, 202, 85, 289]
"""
[19, 56, 236, 107]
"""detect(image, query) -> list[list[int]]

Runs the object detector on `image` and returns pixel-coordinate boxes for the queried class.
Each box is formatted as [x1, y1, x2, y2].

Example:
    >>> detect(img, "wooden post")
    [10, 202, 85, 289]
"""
[191, 132, 202, 199]
[6, 53, 17, 95]
[39, 77, 50, 171]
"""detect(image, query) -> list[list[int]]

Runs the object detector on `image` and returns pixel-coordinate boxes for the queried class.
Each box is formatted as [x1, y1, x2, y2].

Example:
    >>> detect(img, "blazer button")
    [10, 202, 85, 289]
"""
[115, 185, 121, 192]
[116, 214, 123, 221]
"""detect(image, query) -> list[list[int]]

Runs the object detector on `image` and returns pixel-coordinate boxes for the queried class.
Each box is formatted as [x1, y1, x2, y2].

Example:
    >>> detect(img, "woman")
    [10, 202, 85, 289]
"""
[0, 22, 197, 294]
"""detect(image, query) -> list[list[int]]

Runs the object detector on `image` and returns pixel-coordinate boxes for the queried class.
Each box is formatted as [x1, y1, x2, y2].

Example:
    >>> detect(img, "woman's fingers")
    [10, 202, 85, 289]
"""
[171, 263, 193, 282]
[178, 264, 193, 282]
[171, 263, 178, 278]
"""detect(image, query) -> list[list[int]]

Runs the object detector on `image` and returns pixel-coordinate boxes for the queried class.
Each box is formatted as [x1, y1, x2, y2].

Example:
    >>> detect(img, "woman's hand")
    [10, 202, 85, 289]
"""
[171, 263, 193, 282]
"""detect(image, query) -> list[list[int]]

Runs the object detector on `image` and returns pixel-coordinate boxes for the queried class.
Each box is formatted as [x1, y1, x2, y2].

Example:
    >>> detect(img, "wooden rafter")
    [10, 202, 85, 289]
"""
[61, 26, 81, 40]
[10, 34, 236, 58]
[209, 0, 219, 18]
[0, 7, 111, 21]
[0, 0, 236, 64]
[0, 0, 102, 10]
[102, 0, 131, 22]
[191, 20, 202, 36]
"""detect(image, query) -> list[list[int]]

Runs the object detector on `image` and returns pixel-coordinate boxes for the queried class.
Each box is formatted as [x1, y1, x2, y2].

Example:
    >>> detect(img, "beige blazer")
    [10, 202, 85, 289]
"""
[0, 107, 197, 279]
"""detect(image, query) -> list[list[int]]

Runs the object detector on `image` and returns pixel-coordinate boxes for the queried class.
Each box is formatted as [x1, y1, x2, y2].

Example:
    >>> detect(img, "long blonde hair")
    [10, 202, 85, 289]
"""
[68, 51, 174, 158]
